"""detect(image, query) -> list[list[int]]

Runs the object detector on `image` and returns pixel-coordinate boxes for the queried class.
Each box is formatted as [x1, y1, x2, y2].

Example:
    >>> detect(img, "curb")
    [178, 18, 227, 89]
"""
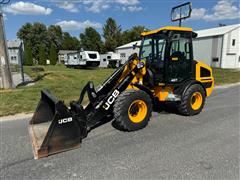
[0, 113, 33, 122]
[1, 83, 239, 122]
[214, 82, 240, 89]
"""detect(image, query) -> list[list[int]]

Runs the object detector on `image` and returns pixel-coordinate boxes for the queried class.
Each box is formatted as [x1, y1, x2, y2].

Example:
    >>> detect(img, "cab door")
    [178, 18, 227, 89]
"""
[167, 32, 193, 83]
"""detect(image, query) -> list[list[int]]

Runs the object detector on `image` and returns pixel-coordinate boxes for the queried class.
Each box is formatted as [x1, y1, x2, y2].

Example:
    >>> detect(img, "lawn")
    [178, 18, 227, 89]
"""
[0, 66, 239, 117]
[212, 68, 240, 85]
[0, 65, 114, 116]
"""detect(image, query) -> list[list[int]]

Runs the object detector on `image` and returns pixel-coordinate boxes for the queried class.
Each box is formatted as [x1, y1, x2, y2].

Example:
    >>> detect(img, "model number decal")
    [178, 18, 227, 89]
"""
[103, 89, 120, 110]
[58, 117, 73, 124]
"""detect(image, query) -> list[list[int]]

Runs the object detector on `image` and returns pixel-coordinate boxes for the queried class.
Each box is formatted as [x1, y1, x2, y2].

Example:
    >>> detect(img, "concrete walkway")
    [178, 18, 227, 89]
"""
[0, 72, 32, 88]
[12, 72, 32, 86]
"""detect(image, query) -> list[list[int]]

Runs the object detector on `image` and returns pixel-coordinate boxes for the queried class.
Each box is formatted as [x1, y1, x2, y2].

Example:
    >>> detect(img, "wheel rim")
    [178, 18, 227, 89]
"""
[128, 100, 148, 123]
[191, 92, 203, 110]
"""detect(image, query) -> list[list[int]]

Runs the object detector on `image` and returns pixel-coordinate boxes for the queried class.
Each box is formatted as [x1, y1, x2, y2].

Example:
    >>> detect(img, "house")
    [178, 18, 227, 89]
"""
[115, 24, 240, 69]
[7, 40, 24, 65]
[193, 24, 240, 69]
[58, 50, 78, 64]
[115, 40, 141, 65]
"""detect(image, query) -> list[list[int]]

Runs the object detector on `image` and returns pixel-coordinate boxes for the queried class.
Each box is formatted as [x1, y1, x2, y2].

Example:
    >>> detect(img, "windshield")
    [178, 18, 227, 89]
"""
[139, 34, 166, 61]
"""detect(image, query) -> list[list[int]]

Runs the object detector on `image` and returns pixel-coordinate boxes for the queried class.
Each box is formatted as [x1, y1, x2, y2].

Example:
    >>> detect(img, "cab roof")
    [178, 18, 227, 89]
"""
[141, 26, 193, 36]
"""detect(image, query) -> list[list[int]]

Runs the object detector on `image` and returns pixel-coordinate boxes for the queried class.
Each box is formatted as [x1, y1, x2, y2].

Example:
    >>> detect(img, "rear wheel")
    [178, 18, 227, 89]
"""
[177, 84, 206, 116]
[113, 89, 152, 131]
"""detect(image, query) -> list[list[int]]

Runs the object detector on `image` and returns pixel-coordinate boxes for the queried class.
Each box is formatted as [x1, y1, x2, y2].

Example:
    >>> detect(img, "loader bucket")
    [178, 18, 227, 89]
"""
[28, 90, 83, 159]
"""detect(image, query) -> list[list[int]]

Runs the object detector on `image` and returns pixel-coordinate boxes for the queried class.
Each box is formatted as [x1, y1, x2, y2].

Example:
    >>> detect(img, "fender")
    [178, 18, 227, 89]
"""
[174, 80, 206, 100]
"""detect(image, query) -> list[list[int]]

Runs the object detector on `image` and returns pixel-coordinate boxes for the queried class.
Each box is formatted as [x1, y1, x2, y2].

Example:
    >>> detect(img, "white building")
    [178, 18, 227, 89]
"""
[7, 40, 24, 65]
[193, 24, 240, 69]
[115, 24, 240, 69]
[115, 40, 141, 65]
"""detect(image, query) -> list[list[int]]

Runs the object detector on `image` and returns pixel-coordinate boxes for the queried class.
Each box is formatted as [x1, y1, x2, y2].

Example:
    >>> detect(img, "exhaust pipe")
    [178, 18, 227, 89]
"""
[28, 90, 84, 159]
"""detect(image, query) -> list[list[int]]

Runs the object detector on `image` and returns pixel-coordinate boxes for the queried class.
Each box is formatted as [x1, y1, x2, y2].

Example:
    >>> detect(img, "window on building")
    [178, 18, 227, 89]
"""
[120, 53, 126, 58]
[107, 56, 111, 59]
[10, 56, 17, 61]
[232, 39, 236, 46]
[212, 57, 219, 62]
[103, 58, 106, 62]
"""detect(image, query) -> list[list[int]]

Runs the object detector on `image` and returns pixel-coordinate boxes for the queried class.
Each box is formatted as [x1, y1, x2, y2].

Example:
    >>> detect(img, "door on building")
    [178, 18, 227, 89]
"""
[226, 54, 237, 68]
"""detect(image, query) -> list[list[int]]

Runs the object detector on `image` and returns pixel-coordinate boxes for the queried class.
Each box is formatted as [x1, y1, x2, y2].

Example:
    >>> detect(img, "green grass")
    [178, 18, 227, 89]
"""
[0, 66, 239, 117]
[0, 65, 114, 116]
[212, 68, 240, 85]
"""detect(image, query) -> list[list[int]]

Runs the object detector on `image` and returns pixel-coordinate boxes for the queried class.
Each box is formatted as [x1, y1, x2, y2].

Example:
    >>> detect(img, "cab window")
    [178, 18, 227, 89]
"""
[170, 34, 191, 61]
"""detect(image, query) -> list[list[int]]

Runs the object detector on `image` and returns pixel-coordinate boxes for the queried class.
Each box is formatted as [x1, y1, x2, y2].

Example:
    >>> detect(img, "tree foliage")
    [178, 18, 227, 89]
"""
[80, 27, 103, 53]
[17, 18, 149, 66]
[17, 23, 80, 65]
[49, 43, 58, 65]
[103, 18, 122, 52]
[38, 44, 46, 65]
[122, 26, 146, 44]
[47, 25, 63, 49]
[62, 32, 80, 50]
[23, 43, 33, 66]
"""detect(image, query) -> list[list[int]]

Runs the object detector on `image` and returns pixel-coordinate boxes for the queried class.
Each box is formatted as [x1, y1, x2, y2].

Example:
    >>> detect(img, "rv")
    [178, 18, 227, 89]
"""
[66, 51, 100, 68]
[100, 52, 121, 68]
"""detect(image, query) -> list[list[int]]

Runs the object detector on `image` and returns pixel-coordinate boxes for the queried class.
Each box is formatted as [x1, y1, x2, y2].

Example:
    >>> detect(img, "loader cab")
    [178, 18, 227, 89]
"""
[140, 26, 197, 86]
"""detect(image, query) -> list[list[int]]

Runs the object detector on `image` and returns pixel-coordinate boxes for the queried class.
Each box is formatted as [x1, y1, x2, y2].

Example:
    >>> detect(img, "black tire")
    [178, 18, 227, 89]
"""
[113, 89, 152, 131]
[177, 84, 206, 116]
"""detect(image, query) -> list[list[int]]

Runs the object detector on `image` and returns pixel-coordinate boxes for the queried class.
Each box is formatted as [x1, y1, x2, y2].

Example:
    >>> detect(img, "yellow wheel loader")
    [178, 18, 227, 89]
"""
[28, 26, 214, 159]
[28, 4, 214, 159]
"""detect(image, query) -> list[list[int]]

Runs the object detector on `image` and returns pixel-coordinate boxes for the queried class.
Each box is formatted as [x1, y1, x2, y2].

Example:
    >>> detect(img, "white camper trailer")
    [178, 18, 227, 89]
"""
[100, 52, 121, 68]
[66, 51, 100, 68]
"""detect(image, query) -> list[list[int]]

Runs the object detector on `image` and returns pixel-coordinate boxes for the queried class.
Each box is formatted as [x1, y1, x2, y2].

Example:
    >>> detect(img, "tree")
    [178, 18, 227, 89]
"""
[103, 18, 122, 52]
[62, 32, 80, 50]
[47, 25, 63, 50]
[80, 27, 103, 52]
[24, 43, 33, 66]
[17, 22, 48, 61]
[38, 44, 46, 65]
[49, 43, 57, 65]
[122, 26, 146, 44]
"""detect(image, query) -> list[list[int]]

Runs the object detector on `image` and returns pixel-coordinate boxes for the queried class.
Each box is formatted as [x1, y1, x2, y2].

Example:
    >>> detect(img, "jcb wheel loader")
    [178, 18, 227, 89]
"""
[28, 26, 214, 159]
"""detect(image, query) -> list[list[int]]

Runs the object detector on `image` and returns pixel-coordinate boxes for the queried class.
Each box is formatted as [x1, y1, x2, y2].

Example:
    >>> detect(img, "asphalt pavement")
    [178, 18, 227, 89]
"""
[0, 85, 239, 180]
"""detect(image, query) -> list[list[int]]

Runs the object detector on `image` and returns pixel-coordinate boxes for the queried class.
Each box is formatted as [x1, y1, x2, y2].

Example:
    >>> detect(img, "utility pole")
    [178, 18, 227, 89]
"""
[0, 0, 13, 89]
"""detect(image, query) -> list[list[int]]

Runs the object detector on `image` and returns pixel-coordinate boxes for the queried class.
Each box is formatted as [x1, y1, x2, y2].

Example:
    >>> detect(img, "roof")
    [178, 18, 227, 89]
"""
[7, 40, 22, 48]
[116, 40, 141, 50]
[58, 50, 78, 55]
[116, 24, 240, 49]
[141, 26, 192, 36]
[195, 24, 240, 38]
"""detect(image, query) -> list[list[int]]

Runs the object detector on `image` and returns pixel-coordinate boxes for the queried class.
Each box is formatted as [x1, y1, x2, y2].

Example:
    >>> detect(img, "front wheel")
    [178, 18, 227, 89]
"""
[177, 84, 206, 116]
[113, 89, 152, 131]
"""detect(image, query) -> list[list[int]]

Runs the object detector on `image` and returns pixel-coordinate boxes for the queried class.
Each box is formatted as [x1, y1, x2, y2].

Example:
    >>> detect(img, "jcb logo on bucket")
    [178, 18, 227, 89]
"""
[58, 117, 73, 124]
[103, 89, 120, 110]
